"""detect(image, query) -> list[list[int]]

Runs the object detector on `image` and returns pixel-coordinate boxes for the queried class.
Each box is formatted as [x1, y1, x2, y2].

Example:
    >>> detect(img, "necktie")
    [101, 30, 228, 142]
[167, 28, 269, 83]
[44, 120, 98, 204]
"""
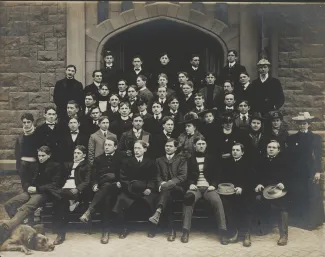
[135, 69, 140, 72]
[71, 131, 78, 135]
[155, 115, 159, 120]
[167, 133, 172, 137]
[242, 116, 247, 123]
[94, 121, 98, 125]
[103, 132, 107, 137]
[138, 159, 141, 163]
[48, 124, 55, 129]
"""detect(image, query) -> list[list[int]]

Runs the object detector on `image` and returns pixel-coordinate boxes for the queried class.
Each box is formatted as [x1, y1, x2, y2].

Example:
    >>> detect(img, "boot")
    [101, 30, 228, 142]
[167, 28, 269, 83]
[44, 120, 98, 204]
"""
[119, 228, 128, 239]
[277, 211, 288, 246]
[100, 230, 109, 244]
[53, 233, 66, 245]
[2, 210, 28, 231]
[167, 229, 176, 242]
[80, 208, 94, 223]
[228, 229, 238, 243]
[180, 229, 189, 243]
[219, 229, 229, 245]
[149, 210, 161, 225]
[243, 233, 252, 247]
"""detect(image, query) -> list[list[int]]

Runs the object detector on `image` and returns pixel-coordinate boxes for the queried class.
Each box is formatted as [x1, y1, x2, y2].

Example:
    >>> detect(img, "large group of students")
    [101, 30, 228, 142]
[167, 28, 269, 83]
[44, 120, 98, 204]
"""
[0, 50, 324, 249]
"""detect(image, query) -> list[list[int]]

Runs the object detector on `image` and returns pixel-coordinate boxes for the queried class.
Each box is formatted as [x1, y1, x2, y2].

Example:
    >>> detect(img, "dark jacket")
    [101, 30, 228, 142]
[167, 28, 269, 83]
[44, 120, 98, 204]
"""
[219, 62, 247, 86]
[126, 69, 151, 86]
[110, 116, 133, 140]
[101, 65, 122, 90]
[58, 132, 88, 162]
[199, 84, 223, 109]
[105, 106, 120, 123]
[15, 133, 38, 170]
[61, 160, 91, 193]
[187, 154, 220, 188]
[220, 156, 254, 194]
[156, 154, 187, 188]
[118, 129, 152, 156]
[186, 65, 205, 90]
[250, 76, 285, 114]
[150, 130, 178, 159]
[84, 82, 100, 99]
[91, 152, 123, 187]
[33, 160, 62, 198]
[179, 94, 195, 115]
[235, 83, 254, 106]
[143, 115, 164, 135]
[120, 157, 157, 191]
[53, 78, 84, 118]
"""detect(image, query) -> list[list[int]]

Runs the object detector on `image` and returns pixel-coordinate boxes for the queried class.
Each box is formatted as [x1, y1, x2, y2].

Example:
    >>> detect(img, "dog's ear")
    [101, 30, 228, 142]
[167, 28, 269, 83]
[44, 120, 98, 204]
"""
[32, 224, 45, 235]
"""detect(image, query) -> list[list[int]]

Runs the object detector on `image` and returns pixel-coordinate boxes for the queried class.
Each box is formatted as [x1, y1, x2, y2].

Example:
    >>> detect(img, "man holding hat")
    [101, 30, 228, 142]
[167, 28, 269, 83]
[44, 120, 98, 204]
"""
[254, 140, 289, 246]
[287, 112, 324, 230]
[250, 59, 285, 115]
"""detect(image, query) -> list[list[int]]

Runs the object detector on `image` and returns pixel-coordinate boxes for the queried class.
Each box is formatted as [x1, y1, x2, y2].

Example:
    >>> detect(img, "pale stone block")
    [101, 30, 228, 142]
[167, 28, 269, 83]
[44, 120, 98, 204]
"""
[134, 6, 149, 21]
[101, 20, 114, 34]
[85, 2, 97, 27]
[176, 5, 191, 21]
[110, 15, 126, 30]
[86, 35, 99, 53]
[220, 27, 238, 43]
[109, 2, 121, 12]
[189, 10, 214, 30]
[157, 4, 169, 16]
[86, 51, 96, 62]
[167, 4, 179, 17]
[122, 10, 136, 24]
[211, 19, 227, 35]
[146, 4, 158, 17]
[86, 24, 108, 43]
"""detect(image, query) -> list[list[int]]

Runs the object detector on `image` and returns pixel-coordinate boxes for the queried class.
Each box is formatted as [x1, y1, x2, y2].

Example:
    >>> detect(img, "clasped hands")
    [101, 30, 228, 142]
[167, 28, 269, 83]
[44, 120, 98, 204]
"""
[189, 184, 215, 191]
[92, 182, 122, 192]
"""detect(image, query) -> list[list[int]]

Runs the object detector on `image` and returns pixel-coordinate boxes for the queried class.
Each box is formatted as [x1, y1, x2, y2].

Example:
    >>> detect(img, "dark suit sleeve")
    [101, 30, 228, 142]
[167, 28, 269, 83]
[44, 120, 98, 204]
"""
[313, 134, 323, 173]
[120, 159, 130, 189]
[77, 164, 91, 192]
[187, 159, 196, 186]
[53, 82, 61, 108]
[170, 157, 187, 185]
[146, 160, 157, 190]
[156, 160, 164, 186]
[91, 157, 99, 187]
[77, 81, 85, 110]
[274, 79, 285, 110]
[117, 133, 128, 155]
[37, 163, 63, 193]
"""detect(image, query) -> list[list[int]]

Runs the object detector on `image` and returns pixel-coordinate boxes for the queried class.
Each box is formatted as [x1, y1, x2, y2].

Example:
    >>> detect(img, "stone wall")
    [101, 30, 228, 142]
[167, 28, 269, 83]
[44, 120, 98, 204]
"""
[0, 1, 67, 160]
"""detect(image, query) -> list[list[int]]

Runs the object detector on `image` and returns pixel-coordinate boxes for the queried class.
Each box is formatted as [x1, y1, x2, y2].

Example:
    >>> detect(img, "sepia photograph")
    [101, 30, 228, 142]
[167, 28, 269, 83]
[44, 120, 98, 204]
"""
[0, 1, 324, 256]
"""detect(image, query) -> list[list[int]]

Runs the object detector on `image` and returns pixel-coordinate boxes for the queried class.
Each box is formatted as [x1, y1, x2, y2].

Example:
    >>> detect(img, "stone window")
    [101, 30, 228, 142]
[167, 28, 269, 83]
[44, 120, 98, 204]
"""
[215, 3, 228, 25]
[121, 1, 134, 12]
[98, 1, 109, 24]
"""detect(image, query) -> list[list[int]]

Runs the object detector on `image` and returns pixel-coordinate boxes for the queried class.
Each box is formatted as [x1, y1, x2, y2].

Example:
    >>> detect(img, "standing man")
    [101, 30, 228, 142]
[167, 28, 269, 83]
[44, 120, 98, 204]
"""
[101, 51, 122, 90]
[186, 54, 205, 91]
[53, 65, 84, 120]
[137, 75, 154, 110]
[84, 70, 102, 99]
[287, 112, 324, 230]
[199, 72, 223, 109]
[127, 55, 150, 86]
[219, 50, 246, 87]
[149, 138, 187, 241]
[250, 59, 285, 115]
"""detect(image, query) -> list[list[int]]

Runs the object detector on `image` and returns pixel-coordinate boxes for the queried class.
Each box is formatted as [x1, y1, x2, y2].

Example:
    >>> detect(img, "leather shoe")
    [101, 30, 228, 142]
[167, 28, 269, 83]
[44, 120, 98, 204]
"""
[180, 231, 189, 243]
[100, 231, 109, 244]
[228, 229, 238, 243]
[119, 228, 128, 239]
[220, 235, 229, 245]
[277, 235, 288, 246]
[167, 229, 176, 242]
[53, 234, 65, 245]
[243, 233, 251, 247]
[147, 231, 156, 238]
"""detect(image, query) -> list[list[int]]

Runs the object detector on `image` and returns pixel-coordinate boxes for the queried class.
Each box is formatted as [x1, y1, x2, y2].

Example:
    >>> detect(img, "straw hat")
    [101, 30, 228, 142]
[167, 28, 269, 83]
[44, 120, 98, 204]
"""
[292, 112, 317, 122]
[217, 183, 236, 195]
[263, 184, 287, 200]
[257, 59, 271, 66]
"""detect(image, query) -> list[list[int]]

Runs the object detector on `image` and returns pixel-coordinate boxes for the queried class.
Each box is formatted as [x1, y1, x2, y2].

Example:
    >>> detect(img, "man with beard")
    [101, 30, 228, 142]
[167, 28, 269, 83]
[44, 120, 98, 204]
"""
[53, 65, 84, 119]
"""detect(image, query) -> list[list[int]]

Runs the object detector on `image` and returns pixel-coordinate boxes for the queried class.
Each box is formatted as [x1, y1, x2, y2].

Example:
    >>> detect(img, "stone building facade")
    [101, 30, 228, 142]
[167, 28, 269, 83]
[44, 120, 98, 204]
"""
[0, 2, 324, 211]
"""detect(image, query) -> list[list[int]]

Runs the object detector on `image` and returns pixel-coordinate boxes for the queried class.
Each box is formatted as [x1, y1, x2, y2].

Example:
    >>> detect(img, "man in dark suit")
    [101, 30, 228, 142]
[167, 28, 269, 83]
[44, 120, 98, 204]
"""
[219, 50, 246, 87]
[53, 145, 91, 245]
[143, 101, 164, 135]
[149, 138, 187, 241]
[83, 92, 97, 117]
[57, 100, 81, 133]
[174, 71, 189, 97]
[199, 72, 223, 109]
[88, 116, 117, 165]
[153, 85, 171, 111]
[179, 81, 195, 115]
[218, 93, 237, 115]
[101, 51, 122, 90]
[250, 59, 285, 115]
[53, 64, 84, 119]
[236, 71, 254, 107]
[117, 79, 128, 102]
[112, 140, 158, 239]
[80, 137, 123, 244]
[84, 70, 102, 99]
[186, 54, 205, 91]
[127, 85, 138, 115]
[127, 55, 150, 86]
[192, 92, 206, 114]
[34, 106, 61, 162]
[58, 117, 88, 162]
[118, 114, 151, 157]
[137, 75, 154, 110]
[181, 136, 228, 244]
[106, 94, 120, 123]
[234, 100, 252, 132]
[136, 97, 152, 122]
[80, 106, 101, 139]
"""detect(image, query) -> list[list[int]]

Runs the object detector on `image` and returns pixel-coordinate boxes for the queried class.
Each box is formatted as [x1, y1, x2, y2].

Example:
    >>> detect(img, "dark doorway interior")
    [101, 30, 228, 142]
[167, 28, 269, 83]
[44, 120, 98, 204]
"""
[102, 19, 224, 78]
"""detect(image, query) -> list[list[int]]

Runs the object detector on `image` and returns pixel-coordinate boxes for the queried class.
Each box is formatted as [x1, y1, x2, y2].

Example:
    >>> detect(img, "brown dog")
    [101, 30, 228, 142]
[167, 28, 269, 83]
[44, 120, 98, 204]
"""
[0, 224, 55, 255]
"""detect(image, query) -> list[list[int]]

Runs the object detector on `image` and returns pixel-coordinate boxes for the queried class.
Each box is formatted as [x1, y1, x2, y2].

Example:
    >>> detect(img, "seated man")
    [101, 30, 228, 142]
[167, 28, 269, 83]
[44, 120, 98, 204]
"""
[118, 114, 151, 157]
[149, 138, 187, 241]
[0, 146, 61, 242]
[181, 136, 228, 244]
[112, 141, 158, 239]
[254, 140, 289, 246]
[15, 113, 38, 192]
[80, 137, 123, 244]
[219, 143, 253, 247]
[53, 145, 91, 245]
[88, 116, 117, 165]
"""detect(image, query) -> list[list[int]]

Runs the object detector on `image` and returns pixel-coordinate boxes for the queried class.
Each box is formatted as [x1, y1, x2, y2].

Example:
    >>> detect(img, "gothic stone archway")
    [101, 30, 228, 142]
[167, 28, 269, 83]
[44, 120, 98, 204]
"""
[84, 2, 239, 85]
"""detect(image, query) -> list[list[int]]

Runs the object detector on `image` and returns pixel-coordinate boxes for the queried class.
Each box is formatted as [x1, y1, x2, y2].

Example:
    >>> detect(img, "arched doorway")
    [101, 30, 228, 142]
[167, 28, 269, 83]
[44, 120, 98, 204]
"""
[101, 19, 225, 77]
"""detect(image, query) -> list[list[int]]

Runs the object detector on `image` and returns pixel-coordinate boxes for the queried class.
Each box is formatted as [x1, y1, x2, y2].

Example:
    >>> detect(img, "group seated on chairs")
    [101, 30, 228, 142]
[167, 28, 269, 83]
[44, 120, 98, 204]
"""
[0, 52, 323, 248]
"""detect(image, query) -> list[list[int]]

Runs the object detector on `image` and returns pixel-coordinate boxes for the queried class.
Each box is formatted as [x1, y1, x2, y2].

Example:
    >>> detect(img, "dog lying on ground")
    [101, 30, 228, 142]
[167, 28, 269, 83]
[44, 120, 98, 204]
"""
[0, 224, 55, 255]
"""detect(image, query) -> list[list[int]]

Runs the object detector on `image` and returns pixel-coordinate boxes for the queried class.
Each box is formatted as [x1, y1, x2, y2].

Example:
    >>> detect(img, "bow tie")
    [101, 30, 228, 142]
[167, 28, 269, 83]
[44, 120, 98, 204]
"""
[71, 131, 78, 135]
[166, 133, 172, 137]
[106, 154, 113, 157]
[195, 152, 205, 157]
[226, 107, 233, 110]
[135, 69, 140, 71]
[93, 121, 98, 125]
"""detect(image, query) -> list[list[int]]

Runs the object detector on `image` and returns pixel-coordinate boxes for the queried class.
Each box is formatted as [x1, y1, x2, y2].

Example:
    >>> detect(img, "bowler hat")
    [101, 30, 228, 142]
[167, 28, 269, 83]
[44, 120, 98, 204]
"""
[179, 112, 200, 125]
[217, 183, 236, 195]
[263, 185, 287, 200]
[128, 180, 147, 196]
[257, 59, 271, 66]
